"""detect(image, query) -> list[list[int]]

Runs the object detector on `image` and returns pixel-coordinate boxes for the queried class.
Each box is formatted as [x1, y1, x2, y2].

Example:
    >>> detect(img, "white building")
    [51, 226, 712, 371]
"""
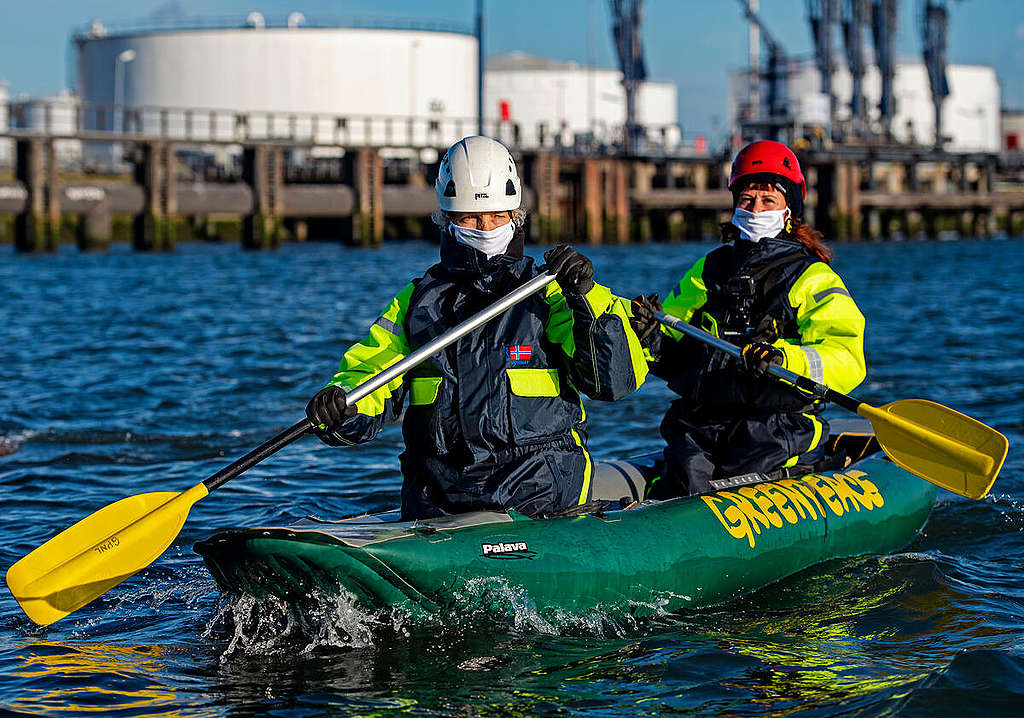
[730, 60, 1001, 152]
[75, 18, 479, 148]
[1002, 109, 1024, 152]
[485, 52, 681, 151]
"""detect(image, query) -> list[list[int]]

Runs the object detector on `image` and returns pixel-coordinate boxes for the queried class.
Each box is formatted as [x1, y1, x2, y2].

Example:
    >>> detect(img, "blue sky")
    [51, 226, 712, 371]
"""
[2, 0, 1021, 138]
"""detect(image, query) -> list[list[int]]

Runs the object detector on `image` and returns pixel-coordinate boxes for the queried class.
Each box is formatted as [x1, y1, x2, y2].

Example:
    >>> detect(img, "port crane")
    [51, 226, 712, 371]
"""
[736, 0, 791, 141]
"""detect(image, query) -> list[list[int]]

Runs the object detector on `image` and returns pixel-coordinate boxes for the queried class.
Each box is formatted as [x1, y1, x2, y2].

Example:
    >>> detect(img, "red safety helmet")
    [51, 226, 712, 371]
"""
[728, 140, 806, 217]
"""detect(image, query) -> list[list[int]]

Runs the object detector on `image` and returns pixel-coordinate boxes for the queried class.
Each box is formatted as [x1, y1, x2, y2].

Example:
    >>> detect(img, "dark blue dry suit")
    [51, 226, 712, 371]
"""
[647, 234, 866, 496]
[319, 233, 648, 519]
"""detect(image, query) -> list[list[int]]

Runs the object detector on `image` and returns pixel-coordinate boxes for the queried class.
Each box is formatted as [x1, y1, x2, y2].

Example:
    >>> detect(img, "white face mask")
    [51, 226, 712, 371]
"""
[731, 207, 790, 242]
[449, 221, 515, 259]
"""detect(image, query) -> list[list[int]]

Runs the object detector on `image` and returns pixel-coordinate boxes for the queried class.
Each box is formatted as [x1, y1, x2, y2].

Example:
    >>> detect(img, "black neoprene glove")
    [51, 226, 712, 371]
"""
[752, 315, 781, 343]
[741, 342, 785, 378]
[543, 244, 595, 295]
[306, 385, 358, 444]
[630, 293, 661, 344]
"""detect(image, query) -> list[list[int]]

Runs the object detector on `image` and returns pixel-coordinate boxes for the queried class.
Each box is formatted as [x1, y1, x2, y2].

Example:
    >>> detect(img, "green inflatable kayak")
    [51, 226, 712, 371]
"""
[195, 421, 936, 616]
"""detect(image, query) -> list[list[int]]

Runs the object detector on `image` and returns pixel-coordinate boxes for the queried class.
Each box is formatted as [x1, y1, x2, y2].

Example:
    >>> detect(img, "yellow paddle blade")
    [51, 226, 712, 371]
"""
[5, 483, 209, 625]
[859, 399, 1008, 500]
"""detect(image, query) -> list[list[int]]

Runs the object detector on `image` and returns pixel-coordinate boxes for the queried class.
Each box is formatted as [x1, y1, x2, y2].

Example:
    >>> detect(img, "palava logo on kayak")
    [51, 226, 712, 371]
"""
[701, 469, 886, 549]
[481, 541, 536, 559]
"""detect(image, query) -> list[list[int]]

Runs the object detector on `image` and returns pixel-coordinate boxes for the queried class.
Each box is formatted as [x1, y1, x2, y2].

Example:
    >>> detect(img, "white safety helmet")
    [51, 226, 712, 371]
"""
[435, 136, 522, 213]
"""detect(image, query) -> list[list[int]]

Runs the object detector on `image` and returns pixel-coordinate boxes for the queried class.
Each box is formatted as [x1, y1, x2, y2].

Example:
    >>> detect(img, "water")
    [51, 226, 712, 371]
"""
[1, 238, 1022, 716]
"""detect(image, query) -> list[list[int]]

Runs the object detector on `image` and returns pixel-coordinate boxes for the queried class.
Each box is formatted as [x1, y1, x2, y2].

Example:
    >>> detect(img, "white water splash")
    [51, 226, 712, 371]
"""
[205, 588, 409, 660]
[449, 575, 682, 639]
[0, 428, 42, 454]
[204, 574, 686, 659]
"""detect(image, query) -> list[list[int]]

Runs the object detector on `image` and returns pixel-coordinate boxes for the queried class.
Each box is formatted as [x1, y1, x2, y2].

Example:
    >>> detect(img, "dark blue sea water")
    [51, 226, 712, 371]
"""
[1, 238, 1022, 717]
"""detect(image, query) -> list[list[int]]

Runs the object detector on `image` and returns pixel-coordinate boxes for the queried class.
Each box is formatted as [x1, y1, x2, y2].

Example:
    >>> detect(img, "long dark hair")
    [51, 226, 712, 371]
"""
[719, 217, 833, 264]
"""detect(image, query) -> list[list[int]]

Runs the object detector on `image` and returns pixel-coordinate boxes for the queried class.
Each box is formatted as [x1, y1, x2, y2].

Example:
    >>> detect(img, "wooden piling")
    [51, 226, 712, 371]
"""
[350, 147, 383, 247]
[134, 141, 176, 251]
[582, 158, 602, 245]
[242, 144, 283, 250]
[530, 151, 561, 245]
[611, 160, 630, 243]
[14, 138, 57, 252]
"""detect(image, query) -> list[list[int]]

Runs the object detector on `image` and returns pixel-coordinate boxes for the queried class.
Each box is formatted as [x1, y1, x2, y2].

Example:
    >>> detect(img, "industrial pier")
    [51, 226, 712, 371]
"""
[1, 2, 1022, 251]
[3, 124, 1021, 252]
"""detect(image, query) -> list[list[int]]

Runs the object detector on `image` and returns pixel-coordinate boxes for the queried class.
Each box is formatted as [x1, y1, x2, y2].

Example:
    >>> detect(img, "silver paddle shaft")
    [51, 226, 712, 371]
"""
[204, 271, 556, 492]
[346, 272, 556, 405]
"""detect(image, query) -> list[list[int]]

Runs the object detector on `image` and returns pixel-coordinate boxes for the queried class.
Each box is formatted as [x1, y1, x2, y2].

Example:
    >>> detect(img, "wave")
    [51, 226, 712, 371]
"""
[205, 575, 687, 661]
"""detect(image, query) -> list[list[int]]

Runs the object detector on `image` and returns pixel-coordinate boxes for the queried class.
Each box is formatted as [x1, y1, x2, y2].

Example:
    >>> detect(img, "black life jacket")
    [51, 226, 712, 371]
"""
[661, 236, 820, 416]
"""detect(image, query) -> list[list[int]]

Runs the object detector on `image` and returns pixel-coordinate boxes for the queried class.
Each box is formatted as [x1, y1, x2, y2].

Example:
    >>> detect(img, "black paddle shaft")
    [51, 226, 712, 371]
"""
[203, 419, 313, 491]
[652, 311, 863, 413]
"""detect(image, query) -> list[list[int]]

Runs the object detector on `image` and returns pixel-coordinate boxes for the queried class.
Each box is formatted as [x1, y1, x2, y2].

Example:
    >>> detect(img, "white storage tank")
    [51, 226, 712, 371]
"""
[75, 17, 479, 147]
[730, 59, 1001, 152]
[21, 90, 84, 168]
[484, 52, 680, 151]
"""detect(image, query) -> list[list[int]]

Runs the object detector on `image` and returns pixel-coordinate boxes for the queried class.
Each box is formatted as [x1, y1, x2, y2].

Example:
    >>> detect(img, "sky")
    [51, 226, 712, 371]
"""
[1, 0, 1021, 139]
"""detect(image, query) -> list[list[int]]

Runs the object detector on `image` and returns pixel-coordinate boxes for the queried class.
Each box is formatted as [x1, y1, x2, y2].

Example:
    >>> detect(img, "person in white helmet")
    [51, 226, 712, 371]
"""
[306, 136, 649, 519]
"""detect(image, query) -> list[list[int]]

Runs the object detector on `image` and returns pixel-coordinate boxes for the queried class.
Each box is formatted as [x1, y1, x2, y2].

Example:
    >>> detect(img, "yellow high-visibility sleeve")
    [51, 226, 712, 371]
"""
[660, 256, 708, 341]
[776, 262, 866, 394]
[322, 281, 417, 444]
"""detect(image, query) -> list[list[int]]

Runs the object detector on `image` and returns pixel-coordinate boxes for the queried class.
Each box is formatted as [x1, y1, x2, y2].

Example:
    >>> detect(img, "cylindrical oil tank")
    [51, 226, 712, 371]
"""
[75, 23, 478, 147]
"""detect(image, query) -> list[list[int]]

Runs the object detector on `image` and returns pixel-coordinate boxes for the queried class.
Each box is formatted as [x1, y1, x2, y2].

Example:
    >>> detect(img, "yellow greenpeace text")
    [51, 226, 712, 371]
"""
[701, 470, 885, 548]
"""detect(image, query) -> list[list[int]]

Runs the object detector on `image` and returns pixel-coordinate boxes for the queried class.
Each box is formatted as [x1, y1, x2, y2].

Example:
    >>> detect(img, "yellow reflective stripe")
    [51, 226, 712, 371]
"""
[782, 414, 825, 468]
[409, 377, 442, 405]
[804, 413, 824, 452]
[506, 368, 560, 397]
[611, 295, 649, 390]
[571, 428, 592, 504]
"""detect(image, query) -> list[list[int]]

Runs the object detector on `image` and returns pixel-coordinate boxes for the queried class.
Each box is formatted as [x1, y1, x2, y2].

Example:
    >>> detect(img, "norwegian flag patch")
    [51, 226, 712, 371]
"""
[507, 345, 532, 364]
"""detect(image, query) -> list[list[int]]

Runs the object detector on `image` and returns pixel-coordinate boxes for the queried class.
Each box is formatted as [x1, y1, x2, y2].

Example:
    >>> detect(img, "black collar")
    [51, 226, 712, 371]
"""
[437, 231, 535, 295]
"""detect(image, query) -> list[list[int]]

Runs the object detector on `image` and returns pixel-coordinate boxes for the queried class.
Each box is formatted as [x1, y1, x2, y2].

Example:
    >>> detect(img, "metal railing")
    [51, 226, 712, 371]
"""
[5, 98, 487, 149]
[73, 14, 474, 40]
[1, 97, 688, 154]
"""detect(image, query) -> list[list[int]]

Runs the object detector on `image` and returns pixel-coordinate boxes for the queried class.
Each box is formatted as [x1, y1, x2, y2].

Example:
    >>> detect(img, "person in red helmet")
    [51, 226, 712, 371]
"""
[631, 140, 867, 496]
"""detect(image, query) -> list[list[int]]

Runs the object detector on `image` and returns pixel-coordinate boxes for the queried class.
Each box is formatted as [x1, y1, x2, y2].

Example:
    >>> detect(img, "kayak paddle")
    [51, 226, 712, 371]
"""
[7, 271, 557, 626]
[654, 311, 1008, 500]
